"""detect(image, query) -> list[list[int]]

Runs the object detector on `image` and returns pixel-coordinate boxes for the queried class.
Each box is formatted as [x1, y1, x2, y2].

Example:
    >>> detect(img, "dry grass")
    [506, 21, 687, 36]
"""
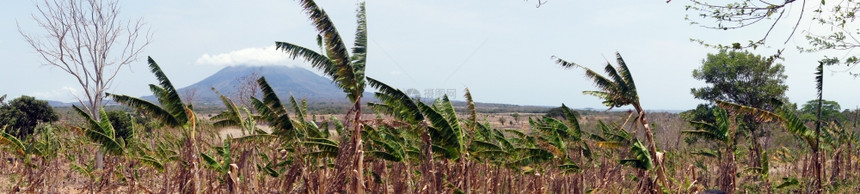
[0, 112, 858, 193]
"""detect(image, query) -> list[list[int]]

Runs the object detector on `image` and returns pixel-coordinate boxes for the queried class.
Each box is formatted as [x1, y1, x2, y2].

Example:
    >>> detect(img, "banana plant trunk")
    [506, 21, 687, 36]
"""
[633, 103, 670, 191]
[352, 99, 365, 193]
[722, 142, 736, 193]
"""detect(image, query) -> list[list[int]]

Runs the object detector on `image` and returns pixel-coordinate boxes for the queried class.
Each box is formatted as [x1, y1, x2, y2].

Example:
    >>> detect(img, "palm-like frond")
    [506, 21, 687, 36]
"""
[74, 106, 125, 155]
[465, 88, 477, 129]
[211, 91, 244, 129]
[304, 137, 339, 157]
[417, 102, 462, 160]
[509, 147, 553, 166]
[438, 95, 465, 150]
[684, 107, 731, 144]
[614, 53, 637, 96]
[590, 120, 632, 150]
[690, 149, 719, 158]
[276, 0, 365, 102]
[144, 57, 188, 124]
[367, 77, 423, 123]
[620, 140, 653, 170]
[559, 163, 582, 174]
[716, 100, 817, 147]
[0, 126, 26, 157]
[289, 96, 307, 122]
[108, 94, 180, 127]
[107, 57, 189, 128]
[137, 155, 165, 172]
[252, 77, 295, 137]
[603, 62, 630, 99]
[557, 53, 638, 109]
[715, 100, 780, 123]
[560, 104, 582, 141]
[582, 67, 625, 107]
[349, 2, 367, 95]
[777, 108, 816, 146]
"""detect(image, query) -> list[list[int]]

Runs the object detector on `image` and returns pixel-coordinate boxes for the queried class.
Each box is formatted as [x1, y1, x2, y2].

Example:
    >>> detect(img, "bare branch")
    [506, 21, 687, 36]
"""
[18, 0, 151, 120]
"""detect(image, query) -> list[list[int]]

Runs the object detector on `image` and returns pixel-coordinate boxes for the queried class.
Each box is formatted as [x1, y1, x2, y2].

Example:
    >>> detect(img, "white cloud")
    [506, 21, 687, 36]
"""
[389, 70, 402, 75]
[28, 86, 82, 102]
[195, 45, 310, 68]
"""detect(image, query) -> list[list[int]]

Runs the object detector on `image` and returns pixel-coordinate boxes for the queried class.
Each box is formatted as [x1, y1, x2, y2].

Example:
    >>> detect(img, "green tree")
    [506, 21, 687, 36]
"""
[800, 99, 845, 123]
[691, 49, 787, 169]
[512, 112, 521, 124]
[692, 50, 788, 110]
[545, 106, 580, 119]
[680, 104, 715, 124]
[555, 52, 671, 191]
[0, 96, 59, 138]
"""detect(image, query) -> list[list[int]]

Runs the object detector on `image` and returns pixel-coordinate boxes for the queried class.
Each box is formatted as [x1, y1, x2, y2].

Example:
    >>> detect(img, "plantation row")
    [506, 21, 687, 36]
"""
[3, 0, 860, 193]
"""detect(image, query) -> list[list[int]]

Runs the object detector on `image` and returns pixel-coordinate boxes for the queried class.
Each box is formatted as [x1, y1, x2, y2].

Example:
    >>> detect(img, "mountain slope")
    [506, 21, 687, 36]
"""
[145, 65, 352, 105]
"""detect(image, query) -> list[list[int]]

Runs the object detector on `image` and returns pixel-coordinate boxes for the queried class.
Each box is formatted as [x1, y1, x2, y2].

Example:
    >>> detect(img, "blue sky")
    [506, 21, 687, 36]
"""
[1, 1, 857, 111]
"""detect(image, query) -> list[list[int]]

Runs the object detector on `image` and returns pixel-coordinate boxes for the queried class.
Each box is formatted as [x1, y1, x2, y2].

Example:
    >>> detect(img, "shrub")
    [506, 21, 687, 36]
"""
[0, 95, 59, 138]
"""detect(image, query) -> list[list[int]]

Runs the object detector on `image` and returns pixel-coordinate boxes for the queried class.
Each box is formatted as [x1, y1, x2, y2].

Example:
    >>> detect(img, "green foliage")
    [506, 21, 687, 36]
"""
[108, 57, 192, 129]
[544, 106, 580, 119]
[0, 95, 59, 138]
[680, 104, 715, 124]
[589, 120, 632, 150]
[683, 107, 732, 146]
[555, 52, 638, 110]
[74, 106, 126, 156]
[275, 1, 366, 103]
[800, 99, 845, 123]
[211, 88, 258, 136]
[201, 139, 233, 174]
[529, 104, 589, 163]
[691, 50, 787, 112]
[250, 77, 297, 140]
[0, 126, 27, 158]
[106, 110, 136, 144]
[620, 140, 653, 170]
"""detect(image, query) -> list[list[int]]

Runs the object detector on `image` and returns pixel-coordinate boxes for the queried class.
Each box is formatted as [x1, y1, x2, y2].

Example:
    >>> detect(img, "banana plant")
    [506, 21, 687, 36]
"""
[367, 77, 466, 161]
[589, 120, 633, 151]
[275, 1, 369, 190]
[249, 76, 336, 155]
[555, 52, 671, 190]
[249, 77, 296, 140]
[682, 107, 737, 193]
[211, 89, 258, 136]
[0, 126, 33, 165]
[106, 57, 202, 193]
[716, 100, 826, 192]
[200, 138, 239, 192]
[528, 104, 590, 173]
[73, 107, 126, 156]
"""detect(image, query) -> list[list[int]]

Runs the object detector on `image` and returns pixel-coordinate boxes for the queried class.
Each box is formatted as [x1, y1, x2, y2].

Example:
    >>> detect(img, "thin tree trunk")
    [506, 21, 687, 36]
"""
[352, 99, 365, 193]
[722, 144, 736, 193]
[634, 103, 671, 191]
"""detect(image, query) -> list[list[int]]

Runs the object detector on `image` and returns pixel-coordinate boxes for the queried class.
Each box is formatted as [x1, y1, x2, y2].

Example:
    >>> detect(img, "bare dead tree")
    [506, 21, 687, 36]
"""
[232, 69, 262, 109]
[19, 0, 151, 170]
[183, 87, 198, 107]
[19, 0, 151, 121]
